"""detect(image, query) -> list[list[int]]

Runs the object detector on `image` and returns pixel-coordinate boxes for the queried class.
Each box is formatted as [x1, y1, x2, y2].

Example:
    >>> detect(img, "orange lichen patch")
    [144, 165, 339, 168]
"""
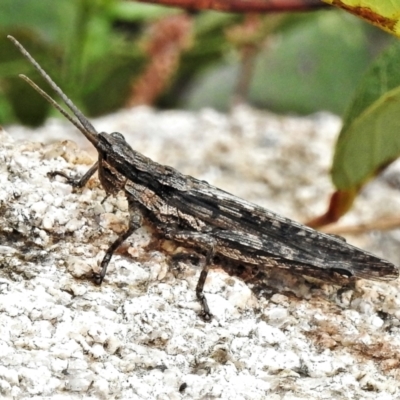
[331, 0, 398, 35]
[352, 342, 400, 373]
[307, 331, 339, 350]
[307, 322, 400, 375]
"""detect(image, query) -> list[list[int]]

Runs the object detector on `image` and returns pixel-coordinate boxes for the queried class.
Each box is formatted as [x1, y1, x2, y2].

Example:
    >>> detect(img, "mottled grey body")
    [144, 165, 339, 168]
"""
[98, 132, 398, 280]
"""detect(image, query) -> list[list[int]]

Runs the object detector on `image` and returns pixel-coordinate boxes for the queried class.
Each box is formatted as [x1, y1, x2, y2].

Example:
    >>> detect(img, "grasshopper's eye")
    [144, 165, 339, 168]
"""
[111, 132, 126, 141]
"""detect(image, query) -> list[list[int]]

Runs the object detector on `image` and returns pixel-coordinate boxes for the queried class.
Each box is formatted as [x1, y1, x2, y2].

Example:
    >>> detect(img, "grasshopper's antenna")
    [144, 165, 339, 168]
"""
[19, 74, 88, 134]
[7, 35, 99, 147]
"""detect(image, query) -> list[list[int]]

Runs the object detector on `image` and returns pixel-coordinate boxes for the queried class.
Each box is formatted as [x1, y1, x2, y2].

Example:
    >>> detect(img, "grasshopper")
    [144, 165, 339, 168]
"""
[8, 36, 398, 319]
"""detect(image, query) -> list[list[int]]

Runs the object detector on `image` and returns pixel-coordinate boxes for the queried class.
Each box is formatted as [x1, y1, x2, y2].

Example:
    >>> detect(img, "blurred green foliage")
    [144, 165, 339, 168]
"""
[0, 0, 393, 126]
[184, 12, 393, 114]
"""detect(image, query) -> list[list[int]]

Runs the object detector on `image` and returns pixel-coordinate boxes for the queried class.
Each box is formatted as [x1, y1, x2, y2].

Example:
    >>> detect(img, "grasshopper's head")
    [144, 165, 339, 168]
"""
[98, 132, 136, 162]
[95, 132, 125, 146]
[95, 132, 129, 195]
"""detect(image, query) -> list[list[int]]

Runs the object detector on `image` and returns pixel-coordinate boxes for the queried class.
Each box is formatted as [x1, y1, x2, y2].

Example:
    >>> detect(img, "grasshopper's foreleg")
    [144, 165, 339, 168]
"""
[48, 161, 99, 188]
[165, 229, 216, 321]
[50, 163, 142, 283]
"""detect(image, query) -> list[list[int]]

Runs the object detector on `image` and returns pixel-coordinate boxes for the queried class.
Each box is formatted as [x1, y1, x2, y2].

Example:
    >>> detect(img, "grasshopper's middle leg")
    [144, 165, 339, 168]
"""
[93, 210, 142, 284]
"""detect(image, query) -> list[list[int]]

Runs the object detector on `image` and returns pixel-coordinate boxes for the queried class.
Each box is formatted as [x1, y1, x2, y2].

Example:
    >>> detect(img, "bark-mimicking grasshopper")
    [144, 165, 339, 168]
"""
[9, 36, 398, 320]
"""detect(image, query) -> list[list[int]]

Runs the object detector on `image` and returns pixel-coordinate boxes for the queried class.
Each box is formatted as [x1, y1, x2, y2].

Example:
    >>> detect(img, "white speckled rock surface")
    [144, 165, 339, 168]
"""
[2, 106, 400, 399]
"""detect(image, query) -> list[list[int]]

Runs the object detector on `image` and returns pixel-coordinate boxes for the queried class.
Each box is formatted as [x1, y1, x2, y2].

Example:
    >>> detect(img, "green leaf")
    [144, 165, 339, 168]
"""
[332, 41, 400, 190]
[323, 0, 400, 37]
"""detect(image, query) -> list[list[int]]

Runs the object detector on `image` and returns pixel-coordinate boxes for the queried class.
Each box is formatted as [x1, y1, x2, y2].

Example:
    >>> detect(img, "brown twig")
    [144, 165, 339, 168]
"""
[126, 14, 193, 107]
[227, 14, 262, 105]
[131, 0, 330, 13]
[320, 216, 400, 235]
[227, 14, 284, 106]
